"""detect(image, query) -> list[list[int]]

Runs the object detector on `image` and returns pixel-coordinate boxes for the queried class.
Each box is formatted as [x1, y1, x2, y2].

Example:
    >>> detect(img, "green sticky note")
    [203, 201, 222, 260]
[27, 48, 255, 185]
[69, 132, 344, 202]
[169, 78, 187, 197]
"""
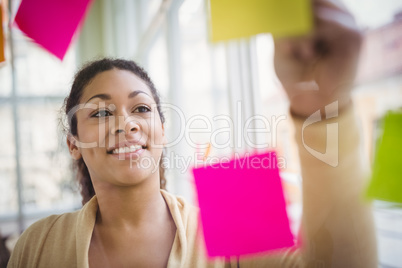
[366, 111, 402, 203]
[208, 0, 313, 42]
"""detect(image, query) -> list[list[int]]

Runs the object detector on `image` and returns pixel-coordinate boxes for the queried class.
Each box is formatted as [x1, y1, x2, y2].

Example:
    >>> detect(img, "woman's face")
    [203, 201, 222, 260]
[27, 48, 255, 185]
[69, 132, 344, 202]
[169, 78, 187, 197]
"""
[68, 69, 166, 188]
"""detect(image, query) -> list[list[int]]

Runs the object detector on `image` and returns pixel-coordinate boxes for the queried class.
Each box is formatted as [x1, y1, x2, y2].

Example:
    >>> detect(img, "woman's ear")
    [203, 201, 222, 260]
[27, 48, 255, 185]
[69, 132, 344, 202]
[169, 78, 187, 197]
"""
[67, 134, 82, 160]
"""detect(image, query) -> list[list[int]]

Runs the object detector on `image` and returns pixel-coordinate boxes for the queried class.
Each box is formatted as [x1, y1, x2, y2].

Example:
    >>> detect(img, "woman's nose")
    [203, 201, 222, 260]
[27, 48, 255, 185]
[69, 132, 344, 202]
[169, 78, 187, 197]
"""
[110, 115, 140, 135]
[125, 117, 141, 134]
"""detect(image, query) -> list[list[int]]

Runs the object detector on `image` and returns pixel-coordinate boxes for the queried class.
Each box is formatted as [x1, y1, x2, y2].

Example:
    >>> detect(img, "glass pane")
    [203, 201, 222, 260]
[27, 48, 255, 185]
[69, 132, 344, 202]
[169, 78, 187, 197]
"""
[0, 220, 19, 237]
[255, 34, 299, 172]
[0, 59, 12, 97]
[18, 102, 80, 212]
[374, 201, 402, 267]
[0, 105, 18, 215]
[148, 33, 169, 97]
[147, 0, 162, 27]
[0, 162, 17, 215]
[344, 0, 402, 29]
[179, 0, 230, 158]
[13, 30, 76, 96]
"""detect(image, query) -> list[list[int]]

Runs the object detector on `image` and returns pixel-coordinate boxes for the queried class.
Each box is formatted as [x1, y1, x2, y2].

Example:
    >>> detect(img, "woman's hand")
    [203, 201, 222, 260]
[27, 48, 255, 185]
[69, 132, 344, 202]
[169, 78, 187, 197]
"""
[274, 0, 362, 117]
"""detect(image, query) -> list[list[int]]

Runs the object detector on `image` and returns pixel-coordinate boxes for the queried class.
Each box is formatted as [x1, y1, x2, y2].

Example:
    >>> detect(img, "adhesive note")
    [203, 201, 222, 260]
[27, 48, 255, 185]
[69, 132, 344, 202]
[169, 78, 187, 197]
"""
[192, 151, 294, 258]
[208, 0, 313, 42]
[0, 4, 5, 63]
[14, 0, 93, 60]
[366, 111, 402, 203]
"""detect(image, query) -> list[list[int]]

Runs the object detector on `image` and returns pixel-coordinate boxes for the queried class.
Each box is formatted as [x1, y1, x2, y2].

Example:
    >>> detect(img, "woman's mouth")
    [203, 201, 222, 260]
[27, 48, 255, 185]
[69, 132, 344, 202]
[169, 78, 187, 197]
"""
[107, 144, 147, 160]
[107, 144, 147, 155]
[111, 145, 144, 154]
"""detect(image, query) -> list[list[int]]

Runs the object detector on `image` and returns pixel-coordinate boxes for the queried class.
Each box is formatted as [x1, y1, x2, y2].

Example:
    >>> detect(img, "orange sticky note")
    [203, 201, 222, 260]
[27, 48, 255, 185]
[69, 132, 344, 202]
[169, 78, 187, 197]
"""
[0, 4, 5, 63]
[208, 0, 313, 42]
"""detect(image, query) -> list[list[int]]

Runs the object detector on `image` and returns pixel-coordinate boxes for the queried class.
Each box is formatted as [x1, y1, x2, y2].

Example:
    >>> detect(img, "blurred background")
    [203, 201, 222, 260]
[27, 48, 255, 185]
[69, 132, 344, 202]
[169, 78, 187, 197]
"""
[1, 0, 402, 266]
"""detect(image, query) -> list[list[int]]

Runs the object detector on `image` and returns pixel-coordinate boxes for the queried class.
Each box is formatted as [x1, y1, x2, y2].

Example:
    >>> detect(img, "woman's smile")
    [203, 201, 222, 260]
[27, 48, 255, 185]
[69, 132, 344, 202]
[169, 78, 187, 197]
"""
[107, 142, 146, 161]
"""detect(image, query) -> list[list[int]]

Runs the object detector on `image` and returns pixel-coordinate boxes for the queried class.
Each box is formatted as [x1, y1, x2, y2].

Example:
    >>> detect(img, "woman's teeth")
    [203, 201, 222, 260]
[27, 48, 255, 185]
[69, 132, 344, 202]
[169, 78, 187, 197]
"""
[112, 145, 143, 154]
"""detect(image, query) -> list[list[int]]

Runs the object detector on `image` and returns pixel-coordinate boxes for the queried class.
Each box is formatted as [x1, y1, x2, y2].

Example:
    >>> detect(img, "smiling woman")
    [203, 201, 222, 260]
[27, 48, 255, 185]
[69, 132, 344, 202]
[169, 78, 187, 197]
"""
[64, 60, 175, 267]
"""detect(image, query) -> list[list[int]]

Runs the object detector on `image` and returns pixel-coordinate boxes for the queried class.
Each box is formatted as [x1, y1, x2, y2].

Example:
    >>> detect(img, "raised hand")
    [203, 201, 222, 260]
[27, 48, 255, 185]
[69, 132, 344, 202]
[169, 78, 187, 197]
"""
[274, 0, 362, 117]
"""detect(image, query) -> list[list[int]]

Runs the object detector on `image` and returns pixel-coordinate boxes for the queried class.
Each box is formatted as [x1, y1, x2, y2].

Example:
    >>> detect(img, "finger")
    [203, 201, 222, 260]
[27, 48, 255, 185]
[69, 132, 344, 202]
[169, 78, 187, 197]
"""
[299, 37, 315, 61]
[275, 34, 316, 61]
[274, 38, 294, 56]
[315, 5, 359, 32]
[313, 0, 350, 14]
[312, 4, 362, 59]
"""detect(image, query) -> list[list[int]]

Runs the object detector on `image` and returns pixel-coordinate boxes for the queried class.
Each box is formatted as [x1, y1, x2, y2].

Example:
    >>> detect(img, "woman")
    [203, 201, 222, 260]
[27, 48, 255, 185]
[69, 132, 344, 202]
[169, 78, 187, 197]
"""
[8, 0, 377, 267]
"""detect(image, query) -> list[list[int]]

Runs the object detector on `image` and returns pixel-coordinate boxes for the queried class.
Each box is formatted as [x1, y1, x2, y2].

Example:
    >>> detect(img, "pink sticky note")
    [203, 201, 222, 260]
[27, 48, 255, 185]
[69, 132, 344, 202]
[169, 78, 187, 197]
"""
[192, 151, 294, 257]
[14, 0, 93, 60]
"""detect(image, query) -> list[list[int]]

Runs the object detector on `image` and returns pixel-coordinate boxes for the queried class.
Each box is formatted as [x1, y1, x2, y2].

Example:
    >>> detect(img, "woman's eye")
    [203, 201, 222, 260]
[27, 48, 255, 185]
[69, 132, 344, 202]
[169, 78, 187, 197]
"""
[92, 110, 112, 117]
[134, 105, 151, 113]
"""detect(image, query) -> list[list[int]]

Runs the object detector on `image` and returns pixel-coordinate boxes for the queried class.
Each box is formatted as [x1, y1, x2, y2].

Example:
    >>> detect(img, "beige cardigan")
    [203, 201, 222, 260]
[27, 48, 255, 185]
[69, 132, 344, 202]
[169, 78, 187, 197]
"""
[8, 106, 377, 268]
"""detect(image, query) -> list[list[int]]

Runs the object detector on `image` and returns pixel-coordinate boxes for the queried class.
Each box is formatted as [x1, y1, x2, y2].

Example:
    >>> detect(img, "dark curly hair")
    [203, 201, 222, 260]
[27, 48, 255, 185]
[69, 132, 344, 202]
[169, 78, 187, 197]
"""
[64, 58, 166, 205]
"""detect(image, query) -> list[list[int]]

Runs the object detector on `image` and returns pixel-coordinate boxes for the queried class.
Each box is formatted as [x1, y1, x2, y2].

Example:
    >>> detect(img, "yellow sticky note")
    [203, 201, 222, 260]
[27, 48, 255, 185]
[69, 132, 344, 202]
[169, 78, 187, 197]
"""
[208, 0, 313, 42]
[0, 4, 5, 63]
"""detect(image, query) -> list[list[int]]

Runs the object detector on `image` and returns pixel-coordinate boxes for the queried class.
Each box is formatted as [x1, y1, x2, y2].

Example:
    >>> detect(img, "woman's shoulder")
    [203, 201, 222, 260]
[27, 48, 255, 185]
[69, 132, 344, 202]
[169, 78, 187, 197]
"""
[8, 210, 82, 267]
[12, 210, 81, 255]
[18, 196, 98, 242]
[22, 210, 80, 238]
[160, 190, 199, 230]
[9, 198, 98, 267]
[161, 190, 199, 214]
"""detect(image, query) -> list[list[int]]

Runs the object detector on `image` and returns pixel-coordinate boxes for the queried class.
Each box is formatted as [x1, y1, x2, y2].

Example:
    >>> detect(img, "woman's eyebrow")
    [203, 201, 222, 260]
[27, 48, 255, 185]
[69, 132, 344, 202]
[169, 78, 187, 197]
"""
[85, 93, 111, 103]
[85, 90, 150, 103]
[128, 90, 150, 98]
